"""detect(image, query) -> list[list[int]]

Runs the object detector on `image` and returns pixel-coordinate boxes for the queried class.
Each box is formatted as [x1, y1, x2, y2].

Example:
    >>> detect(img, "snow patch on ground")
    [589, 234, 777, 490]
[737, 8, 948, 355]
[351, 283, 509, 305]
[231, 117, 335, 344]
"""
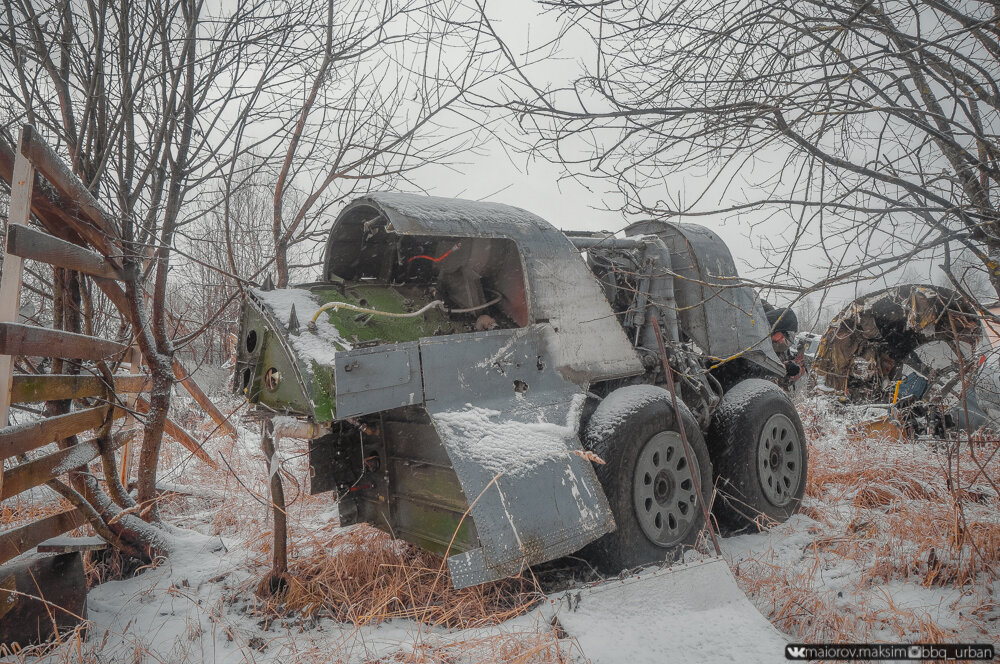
[543, 557, 788, 664]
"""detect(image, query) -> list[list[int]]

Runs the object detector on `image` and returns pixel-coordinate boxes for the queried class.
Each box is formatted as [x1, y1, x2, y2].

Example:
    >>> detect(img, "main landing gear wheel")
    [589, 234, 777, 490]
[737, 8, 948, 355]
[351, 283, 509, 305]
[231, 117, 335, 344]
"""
[707, 379, 807, 533]
[581, 385, 713, 572]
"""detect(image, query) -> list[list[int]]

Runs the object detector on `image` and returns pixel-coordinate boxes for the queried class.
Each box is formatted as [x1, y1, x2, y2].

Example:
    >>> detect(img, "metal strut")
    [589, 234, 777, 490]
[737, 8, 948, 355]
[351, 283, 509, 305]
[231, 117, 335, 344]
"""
[652, 316, 722, 556]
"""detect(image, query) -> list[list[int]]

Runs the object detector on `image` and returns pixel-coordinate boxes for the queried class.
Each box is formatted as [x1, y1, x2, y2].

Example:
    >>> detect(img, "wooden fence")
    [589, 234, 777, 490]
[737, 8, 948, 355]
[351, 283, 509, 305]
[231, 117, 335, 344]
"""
[0, 125, 235, 565]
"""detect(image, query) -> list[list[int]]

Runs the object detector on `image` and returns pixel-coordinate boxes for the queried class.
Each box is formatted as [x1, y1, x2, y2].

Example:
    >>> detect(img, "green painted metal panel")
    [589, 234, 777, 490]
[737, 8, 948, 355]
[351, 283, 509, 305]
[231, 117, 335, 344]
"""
[238, 283, 450, 423]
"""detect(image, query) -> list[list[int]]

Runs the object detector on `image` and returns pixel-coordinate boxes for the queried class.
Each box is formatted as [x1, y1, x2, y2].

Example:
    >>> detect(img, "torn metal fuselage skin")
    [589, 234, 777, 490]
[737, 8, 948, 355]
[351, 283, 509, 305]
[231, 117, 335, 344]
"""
[813, 284, 990, 432]
[233, 192, 781, 588]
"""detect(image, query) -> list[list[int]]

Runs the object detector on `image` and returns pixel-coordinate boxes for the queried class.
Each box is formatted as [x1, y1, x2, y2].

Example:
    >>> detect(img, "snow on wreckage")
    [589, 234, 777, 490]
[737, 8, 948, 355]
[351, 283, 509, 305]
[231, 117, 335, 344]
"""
[233, 191, 809, 589]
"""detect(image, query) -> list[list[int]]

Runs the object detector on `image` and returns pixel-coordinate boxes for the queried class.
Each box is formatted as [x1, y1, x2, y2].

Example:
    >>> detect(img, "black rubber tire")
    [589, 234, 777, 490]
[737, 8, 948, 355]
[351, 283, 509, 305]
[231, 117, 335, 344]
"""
[706, 378, 808, 533]
[581, 385, 713, 573]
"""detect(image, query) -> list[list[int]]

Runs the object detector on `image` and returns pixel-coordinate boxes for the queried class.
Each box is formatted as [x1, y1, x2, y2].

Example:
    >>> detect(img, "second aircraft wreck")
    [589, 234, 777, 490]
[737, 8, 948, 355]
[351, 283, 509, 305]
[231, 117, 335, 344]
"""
[813, 284, 995, 436]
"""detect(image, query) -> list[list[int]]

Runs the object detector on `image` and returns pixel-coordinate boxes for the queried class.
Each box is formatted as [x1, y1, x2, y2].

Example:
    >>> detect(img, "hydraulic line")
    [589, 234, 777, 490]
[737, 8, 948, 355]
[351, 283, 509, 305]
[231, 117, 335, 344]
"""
[309, 292, 503, 324]
[310, 299, 443, 324]
[447, 293, 502, 314]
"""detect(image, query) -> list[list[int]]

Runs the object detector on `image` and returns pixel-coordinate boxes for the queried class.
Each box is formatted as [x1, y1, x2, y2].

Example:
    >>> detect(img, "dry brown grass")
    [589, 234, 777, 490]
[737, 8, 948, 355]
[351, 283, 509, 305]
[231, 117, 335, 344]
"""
[253, 525, 542, 629]
[735, 560, 860, 641]
[851, 485, 900, 509]
[0, 495, 77, 528]
[803, 431, 999, 589]
[366, 631, 574, 664]
[740, 399, 1000, 644]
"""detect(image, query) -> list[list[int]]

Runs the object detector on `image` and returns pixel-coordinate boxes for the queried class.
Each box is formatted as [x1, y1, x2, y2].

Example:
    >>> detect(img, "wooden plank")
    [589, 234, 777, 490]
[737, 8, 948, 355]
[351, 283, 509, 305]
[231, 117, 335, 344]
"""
[0, 405, 125, 459]
[0, 508, 86, 565]
[0, 135, 91, 249]
[120, 347, 142, 486]
[19, 125, 121, 252]
[11, 373, 150, 403]
[36, 535, 107, 553]
[172, 358, 238, 440]
[134, 397, 217, 468]
[0, 323, 128, 360]
[0, 129, 34, 497]
[6, 224, 126, 280]
[1, 429, 137, 500]
[0, 135, 125, 315]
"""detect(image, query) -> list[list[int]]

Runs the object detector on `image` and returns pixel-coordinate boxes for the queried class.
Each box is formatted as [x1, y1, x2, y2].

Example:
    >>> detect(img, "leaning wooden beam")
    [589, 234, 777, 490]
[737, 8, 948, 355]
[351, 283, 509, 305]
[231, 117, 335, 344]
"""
[0, 323, 129, 361]
[172, 359, 238, 440]
[6, 225, 127, 280]
[0, 138, 125, 296]
[18, 125, 121, 253]
[134, 397, 217, 469]
[11, 374, 150, 403]
[0, 140, 98, 258]
[1, 429, 137, 501]
[0, 405, 125, 459]
[0, 508, 86, 565]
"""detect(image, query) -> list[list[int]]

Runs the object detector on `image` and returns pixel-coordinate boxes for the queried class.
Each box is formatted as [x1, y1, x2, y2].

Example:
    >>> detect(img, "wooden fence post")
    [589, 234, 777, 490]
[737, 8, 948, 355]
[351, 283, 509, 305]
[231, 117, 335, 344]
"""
[0, 128, 35, 495]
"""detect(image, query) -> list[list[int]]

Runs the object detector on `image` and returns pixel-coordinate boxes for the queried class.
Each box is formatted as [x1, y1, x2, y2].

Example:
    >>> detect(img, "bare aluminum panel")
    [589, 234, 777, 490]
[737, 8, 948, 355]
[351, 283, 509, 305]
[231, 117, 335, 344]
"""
[418, 326, 615, 588]
[333, 342, 423, 418]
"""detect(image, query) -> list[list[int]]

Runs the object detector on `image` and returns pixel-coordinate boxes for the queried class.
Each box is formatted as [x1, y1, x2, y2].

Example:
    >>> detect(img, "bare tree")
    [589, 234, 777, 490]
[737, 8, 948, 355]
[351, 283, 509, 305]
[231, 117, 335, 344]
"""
[0, 0, 317, 549]
[269, 0, 493, 287]
[497, 0, 999, 302]
[173, 166, 277, 367]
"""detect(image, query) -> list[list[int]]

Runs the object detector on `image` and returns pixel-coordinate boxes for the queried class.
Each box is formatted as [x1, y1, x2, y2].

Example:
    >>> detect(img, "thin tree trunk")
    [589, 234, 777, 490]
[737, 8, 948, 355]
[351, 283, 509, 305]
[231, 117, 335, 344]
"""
[261, 419, 288, 586]
[274, 239, 290, 289]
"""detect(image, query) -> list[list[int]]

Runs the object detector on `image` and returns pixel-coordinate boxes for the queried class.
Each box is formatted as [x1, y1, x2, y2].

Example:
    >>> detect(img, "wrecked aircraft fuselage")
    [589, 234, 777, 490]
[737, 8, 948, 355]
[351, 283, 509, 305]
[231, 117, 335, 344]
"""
[235, 192, 806, 587]
[236, 194, 639, 587]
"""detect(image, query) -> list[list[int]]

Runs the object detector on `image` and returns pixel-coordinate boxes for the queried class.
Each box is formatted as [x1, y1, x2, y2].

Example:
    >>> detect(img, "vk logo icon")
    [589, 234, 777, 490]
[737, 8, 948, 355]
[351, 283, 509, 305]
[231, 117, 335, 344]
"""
[786, 645, 807, 659]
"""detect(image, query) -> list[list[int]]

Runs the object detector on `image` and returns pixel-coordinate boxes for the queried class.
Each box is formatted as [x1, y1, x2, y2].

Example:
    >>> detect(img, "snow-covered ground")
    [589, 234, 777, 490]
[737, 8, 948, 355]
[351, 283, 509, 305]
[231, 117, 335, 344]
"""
[3, 395, 998, 662]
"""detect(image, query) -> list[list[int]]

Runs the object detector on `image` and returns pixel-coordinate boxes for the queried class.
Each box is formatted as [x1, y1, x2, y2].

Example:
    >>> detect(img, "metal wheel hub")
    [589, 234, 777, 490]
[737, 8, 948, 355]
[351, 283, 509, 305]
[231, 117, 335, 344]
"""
[757, 413, 802, 507]
[653, 471, 672, 504]
[633, 431, 700, 546]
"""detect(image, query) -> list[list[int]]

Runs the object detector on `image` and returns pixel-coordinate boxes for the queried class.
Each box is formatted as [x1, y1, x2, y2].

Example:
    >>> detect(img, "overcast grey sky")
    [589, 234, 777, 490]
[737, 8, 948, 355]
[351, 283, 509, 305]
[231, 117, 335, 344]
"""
[384, 0, 949, 320]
